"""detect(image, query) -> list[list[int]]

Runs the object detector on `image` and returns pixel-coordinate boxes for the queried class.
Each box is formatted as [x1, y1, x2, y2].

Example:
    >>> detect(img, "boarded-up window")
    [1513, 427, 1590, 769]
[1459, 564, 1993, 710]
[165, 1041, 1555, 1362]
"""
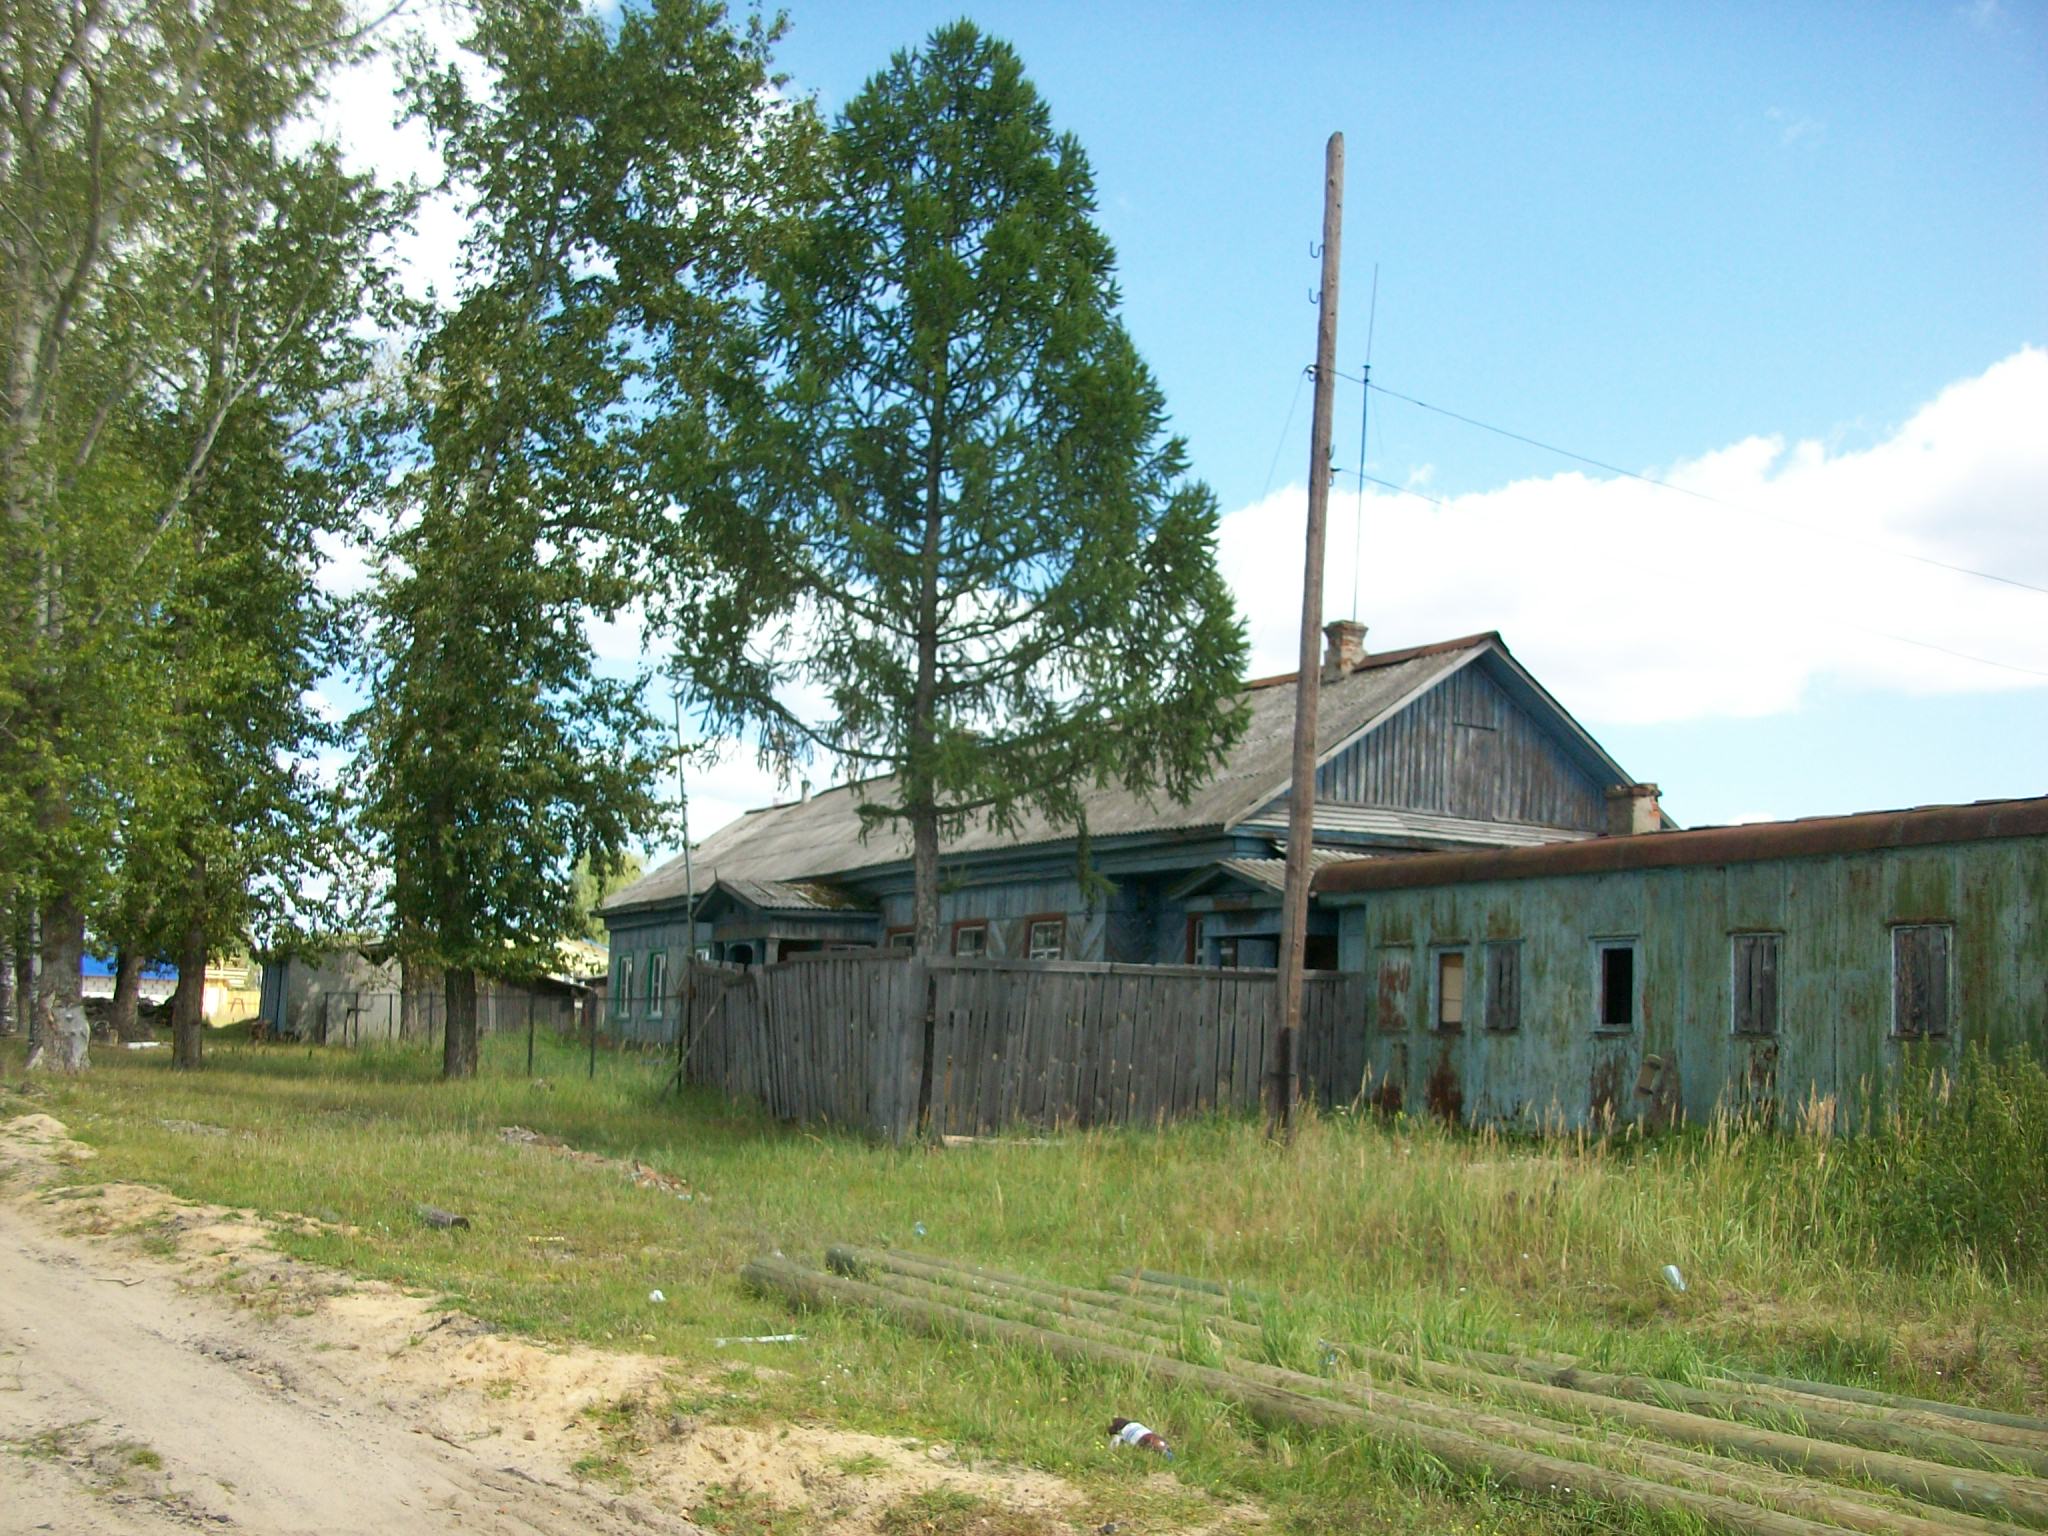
[1433, 949, 1466, 1031]
[1597, 941, 1635, 1029]
[953, 923, 987, 958]
[1375, 945, 1413, 1033]
[1731, 933, 1779, 1036]
[1892, 925, 1951, 1038]
[1026, 918, 1064, 960]
[1485, 941, 1521, 1032]
[645, 953, 666, 1016]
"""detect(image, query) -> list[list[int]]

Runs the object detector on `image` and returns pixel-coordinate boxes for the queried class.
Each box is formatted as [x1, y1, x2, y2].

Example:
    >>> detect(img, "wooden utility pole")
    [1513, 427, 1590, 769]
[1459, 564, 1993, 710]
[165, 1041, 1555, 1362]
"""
[1270, 131, 1344, 1137]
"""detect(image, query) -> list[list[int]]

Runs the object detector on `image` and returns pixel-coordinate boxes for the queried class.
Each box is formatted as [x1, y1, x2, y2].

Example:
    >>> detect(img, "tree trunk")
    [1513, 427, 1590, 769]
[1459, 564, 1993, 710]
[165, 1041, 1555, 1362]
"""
[14, 907, 37, 1039]
[171, 913, 208, 1069]
[109, 948, 143, 1041]
[0, 913, 14, 1037]
[912, 810, 941, 958]
[442, 965, 479, 1079]
[28, 894, 88, 1072]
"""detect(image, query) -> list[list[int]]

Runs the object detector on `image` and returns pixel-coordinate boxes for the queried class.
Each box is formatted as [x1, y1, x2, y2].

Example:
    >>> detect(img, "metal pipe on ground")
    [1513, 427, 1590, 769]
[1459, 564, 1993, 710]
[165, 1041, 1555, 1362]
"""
[746, 1254, 1887, 1536]
[842, 1248, 2048, 1526]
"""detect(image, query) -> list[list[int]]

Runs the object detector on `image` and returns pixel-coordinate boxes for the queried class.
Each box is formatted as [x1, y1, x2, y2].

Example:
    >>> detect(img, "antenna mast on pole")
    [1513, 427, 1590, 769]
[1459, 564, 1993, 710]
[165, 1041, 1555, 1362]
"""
[1271, 132, 1344, 1137]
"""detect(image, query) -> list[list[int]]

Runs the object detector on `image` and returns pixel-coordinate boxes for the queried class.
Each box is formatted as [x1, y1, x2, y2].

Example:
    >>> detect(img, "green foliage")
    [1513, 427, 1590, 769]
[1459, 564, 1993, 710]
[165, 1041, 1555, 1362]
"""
[1829, 1048, 2048, 1278]
[570, 849, 643, 940]
[677, 22, 1247, 948]
[359, 0, 812, 990]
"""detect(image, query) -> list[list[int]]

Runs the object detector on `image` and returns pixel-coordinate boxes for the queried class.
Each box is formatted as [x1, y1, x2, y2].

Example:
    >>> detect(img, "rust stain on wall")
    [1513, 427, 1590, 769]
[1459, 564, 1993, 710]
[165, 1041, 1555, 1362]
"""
[1426, 1048, 1464, 1122]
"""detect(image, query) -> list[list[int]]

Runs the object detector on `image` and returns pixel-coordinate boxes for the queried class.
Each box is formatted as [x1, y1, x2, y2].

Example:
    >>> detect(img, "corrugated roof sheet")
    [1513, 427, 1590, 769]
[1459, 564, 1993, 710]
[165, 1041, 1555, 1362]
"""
[1315, 796, 2048, 896]
[718, 878, 875, 913]
[1211, 847, 1357, 894]
[603, 634, 1496, 916]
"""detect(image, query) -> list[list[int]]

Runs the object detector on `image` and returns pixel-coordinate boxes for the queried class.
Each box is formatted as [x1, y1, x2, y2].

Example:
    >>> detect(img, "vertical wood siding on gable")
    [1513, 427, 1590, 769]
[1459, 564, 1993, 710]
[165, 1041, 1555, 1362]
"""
[1314, 663, 1608, 830]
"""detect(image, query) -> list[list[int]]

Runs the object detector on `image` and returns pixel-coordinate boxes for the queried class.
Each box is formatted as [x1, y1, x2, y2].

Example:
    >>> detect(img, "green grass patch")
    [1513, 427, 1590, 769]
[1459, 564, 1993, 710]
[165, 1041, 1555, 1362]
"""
[3, 1031, 2043, 1536]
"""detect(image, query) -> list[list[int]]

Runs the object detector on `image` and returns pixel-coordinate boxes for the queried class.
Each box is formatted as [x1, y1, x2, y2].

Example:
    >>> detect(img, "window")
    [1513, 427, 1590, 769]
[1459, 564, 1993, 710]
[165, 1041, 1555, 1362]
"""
[1026, 917, 1064, 960]
[645, 953, 666, 1016]
[1892, 924, 1952, 1039]
[1375, 945, 1413, 1033]
[1731, 933, 1779, 1036]
[1596, 940, 1636, 1030]
[886, 928, 914, 951]
[952, 922, 988, 958]
[1214, 936, 1240, 968]
[614, 958, 634, 1017]
[1432, 948, 1467, 1031]
[1484, 941, 1522, 1032]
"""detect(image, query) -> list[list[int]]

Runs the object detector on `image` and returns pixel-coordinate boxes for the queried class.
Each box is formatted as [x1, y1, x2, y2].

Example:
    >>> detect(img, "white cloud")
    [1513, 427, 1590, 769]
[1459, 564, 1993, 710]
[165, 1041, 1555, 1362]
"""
[1765, 106, 1824, 146]
[1218, 348, 2048, 725]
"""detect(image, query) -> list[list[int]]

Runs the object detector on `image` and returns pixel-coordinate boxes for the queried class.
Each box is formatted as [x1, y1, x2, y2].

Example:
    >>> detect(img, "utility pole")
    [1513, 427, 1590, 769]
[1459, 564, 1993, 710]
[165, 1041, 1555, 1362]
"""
[668, 692, 698, 1099]
[1271, 131, 1344, 1138]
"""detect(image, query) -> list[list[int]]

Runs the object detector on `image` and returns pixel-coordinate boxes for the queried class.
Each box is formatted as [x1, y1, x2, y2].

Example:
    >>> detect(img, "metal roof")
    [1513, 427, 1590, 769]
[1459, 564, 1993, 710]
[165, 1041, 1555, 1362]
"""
[1237, 806, 1599, 849]
[1315, 795, 2048, 897]
[715, 877, 876, 914]
[603, 633, 1524, 917]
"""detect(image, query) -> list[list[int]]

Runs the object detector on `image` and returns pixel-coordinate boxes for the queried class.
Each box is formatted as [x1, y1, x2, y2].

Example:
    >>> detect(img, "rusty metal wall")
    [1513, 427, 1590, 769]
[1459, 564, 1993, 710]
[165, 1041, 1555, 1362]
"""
[1333, 832, 2047, 1129]
[1315, 661, 1609, 831]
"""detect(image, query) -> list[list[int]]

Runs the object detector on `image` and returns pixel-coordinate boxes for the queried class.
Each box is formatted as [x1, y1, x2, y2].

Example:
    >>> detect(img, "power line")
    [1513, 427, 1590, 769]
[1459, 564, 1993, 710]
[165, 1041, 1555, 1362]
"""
[1334, 370, 2048, 601]
[1260, 368, 1309, 502]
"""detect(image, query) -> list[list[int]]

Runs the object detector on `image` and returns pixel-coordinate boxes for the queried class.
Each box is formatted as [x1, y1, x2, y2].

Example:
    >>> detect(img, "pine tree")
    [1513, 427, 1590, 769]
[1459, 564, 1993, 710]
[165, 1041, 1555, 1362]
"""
[677, 23, 1247, 953]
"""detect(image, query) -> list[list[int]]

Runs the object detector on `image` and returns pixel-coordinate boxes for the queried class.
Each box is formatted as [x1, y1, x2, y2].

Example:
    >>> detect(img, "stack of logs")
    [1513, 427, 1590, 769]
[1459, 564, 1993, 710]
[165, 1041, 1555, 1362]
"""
[743, 1249, 2048, 1536]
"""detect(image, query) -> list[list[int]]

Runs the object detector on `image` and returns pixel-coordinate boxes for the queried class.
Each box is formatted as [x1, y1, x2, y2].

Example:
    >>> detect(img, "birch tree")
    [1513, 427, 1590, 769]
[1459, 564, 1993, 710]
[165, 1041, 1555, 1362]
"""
[1, 0, 397, 1069]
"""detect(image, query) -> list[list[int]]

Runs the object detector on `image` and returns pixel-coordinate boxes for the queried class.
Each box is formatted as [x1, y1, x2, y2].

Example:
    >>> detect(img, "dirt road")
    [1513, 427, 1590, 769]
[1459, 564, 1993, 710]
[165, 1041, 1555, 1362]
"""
[0, 1115, 1101, 1536]
[0, 1193, 691, 1535]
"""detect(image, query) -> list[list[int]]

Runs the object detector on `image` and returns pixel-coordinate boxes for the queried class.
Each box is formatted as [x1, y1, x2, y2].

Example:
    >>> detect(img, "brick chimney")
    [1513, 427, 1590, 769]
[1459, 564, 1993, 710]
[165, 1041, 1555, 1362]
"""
[1322, 620, 1369, 681]
[1604, 783, 1662, 836]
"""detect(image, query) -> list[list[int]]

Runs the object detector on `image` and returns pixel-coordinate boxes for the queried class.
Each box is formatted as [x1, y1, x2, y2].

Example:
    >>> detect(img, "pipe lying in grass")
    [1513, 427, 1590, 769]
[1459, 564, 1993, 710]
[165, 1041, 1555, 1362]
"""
[1133, 1269, 2048, 1455]
[872, 1261, 2023, 1536]
[867, 1249, 1266, 1341]
[744, 1254, 1857, 1536]
[1123, 1266, 2048, 1474]
[1718, 1371, 2048, 1442]
[833, 1254, 2026, 1536]
[842, 1247, 2048, 1527]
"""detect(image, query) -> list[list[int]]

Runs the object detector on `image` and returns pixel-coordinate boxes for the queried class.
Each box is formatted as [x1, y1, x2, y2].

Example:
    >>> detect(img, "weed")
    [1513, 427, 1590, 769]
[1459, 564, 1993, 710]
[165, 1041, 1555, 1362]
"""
[833, 1450, 890, 1476]
[691, 1481, 811, 1535]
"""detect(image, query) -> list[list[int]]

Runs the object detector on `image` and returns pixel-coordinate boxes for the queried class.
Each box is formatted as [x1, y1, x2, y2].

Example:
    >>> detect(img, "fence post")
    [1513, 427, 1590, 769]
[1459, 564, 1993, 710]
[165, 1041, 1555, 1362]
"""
[587, 996, 597, 1080]
[525, 990, 535, 1076]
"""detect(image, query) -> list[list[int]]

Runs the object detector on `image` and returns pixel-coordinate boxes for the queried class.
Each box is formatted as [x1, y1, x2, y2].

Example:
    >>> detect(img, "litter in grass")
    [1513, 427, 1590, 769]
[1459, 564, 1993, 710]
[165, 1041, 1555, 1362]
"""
[1661, 1264, 1687, 1293]
[1108, 1418, 1172, 1459]
[648, 1289, 666, 1303]
[714, 1333, 803, 1347]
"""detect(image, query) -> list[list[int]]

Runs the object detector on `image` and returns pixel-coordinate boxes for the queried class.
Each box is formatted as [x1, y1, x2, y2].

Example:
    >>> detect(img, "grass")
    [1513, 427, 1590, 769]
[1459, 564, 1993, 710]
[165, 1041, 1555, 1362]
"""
[2, 1031, 2043, 1536]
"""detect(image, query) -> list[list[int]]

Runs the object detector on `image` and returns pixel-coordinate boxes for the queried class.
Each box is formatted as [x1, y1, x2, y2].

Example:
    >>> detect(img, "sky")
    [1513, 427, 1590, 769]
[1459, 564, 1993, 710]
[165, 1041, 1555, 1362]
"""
[320, 1, 2047, 849]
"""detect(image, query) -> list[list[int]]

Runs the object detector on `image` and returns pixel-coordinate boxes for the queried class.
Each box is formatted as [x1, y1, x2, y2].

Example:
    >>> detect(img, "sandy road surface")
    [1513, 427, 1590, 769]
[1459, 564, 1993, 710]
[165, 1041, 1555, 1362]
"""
[0, 1195, 689, 1536]
[0, 1115, 1116, 1536]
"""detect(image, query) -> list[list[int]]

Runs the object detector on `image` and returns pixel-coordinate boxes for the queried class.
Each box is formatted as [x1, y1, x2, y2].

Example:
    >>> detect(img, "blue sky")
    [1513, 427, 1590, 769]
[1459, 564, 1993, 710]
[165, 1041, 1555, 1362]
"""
[328, 2, 2047, 846]
[750, 2, 2048, 832]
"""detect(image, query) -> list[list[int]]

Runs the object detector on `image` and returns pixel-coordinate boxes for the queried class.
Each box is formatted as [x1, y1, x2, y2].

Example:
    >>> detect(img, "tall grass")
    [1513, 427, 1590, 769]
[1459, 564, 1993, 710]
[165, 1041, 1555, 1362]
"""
[2, 1031, 2043, 1535]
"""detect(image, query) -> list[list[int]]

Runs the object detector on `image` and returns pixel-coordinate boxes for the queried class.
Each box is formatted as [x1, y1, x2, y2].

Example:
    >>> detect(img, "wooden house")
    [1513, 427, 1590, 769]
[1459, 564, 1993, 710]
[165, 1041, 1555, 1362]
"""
[600, 622, 1662, 1040]
[1317, 796, 2048, 1128]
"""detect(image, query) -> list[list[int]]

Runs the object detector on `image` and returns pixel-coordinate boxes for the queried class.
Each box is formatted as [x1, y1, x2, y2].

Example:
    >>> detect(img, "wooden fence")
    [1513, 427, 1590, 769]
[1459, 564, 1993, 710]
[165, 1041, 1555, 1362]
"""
[675, 954, 1367, 1143]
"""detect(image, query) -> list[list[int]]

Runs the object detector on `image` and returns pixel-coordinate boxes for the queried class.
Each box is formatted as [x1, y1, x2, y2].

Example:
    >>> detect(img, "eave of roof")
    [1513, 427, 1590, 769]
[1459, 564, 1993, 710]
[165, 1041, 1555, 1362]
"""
[1314, 796, 2048, 897]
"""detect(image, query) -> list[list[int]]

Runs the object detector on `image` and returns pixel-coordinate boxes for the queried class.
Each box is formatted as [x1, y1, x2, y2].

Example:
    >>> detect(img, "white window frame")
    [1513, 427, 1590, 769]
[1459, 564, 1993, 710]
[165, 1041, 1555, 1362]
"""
[1025, 917, 1065, 961]
[952, 922, 988, 958]
[645, 952, 666, 1016]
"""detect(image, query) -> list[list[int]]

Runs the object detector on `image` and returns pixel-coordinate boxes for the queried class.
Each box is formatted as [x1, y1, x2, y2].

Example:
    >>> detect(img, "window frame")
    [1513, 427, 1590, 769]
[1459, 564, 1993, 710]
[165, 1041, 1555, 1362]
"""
[1483, 939, 1522, 1033]
[1890, 923, 1953, 1040]
[951, 920, 989, 958]
[885, 927, 914, 951]
[1374, 943, 1414, 1033]
[614, 956, 634, 1017]
[1429, 944, 1470, 1033]
[1593, 937, 1639, 1033]
[1024, 915, 1065, 961]
[1729, 931, 1781, 1037]
[644, 952, 666, 1016]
